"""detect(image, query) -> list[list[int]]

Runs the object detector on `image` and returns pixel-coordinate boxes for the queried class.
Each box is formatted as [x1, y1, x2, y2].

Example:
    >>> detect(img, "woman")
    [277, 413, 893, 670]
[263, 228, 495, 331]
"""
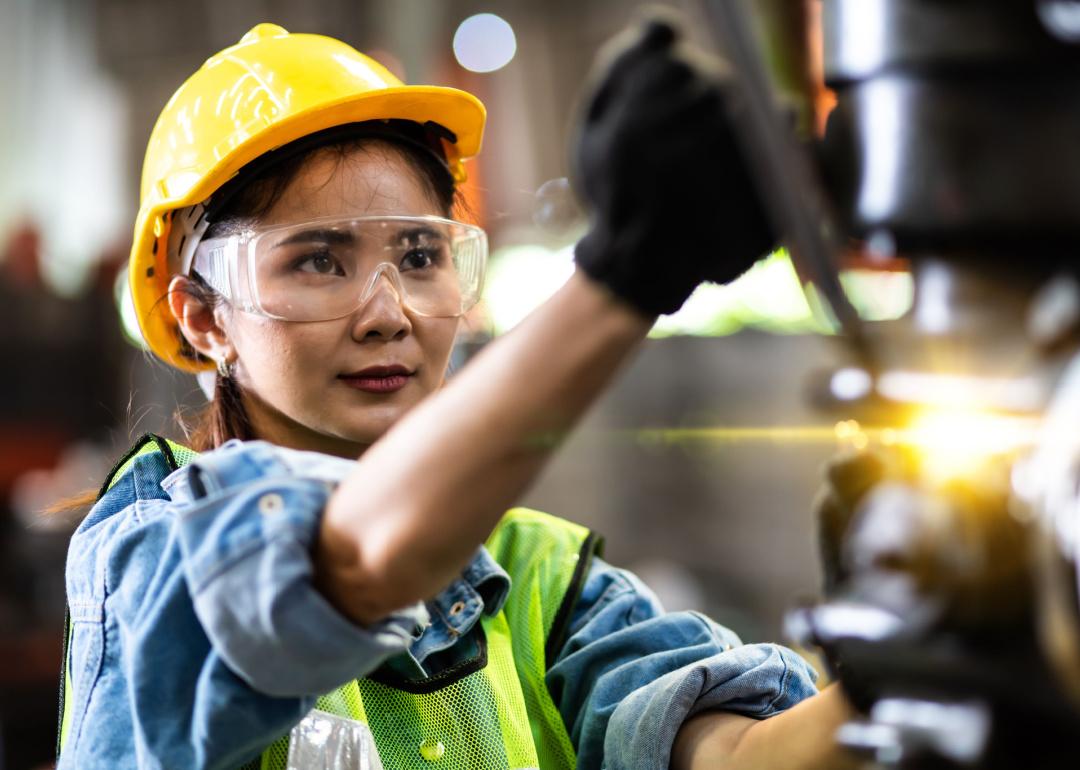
[57, 19, 856, 770]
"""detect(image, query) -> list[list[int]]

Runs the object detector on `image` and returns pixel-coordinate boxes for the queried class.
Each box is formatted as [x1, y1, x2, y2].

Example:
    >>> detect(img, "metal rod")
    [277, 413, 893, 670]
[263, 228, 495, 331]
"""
[700, 0, 873, 367]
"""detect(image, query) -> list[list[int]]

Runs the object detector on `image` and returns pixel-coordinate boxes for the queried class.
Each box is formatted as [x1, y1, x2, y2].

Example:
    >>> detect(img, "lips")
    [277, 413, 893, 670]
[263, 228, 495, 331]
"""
[338, 365, 415, 394]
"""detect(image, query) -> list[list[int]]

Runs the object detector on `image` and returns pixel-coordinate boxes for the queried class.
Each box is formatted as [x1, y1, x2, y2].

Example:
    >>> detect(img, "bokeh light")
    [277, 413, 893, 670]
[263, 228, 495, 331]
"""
[114, 268, 147, 350]
[453, 13, 517, 73]
[899, 410, 1042, 483]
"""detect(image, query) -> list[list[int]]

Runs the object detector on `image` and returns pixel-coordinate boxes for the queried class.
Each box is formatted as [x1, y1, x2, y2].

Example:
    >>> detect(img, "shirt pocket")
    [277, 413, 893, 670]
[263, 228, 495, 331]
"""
[65, 599, 105, 750]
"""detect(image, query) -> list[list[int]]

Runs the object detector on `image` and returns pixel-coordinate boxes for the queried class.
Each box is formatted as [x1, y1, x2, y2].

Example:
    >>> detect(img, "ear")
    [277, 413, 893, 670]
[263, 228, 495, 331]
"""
[166, 275, 236, 366]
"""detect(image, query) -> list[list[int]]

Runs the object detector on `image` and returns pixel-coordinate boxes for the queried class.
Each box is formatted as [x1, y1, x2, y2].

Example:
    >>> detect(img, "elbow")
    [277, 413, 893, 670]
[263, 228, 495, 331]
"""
[318, 561, 425, 628]
[314, 510, 432, 627]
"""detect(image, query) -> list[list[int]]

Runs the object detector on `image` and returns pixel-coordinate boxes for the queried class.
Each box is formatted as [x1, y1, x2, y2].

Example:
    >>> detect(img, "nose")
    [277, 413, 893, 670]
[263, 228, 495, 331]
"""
[348, 268, 413, 342]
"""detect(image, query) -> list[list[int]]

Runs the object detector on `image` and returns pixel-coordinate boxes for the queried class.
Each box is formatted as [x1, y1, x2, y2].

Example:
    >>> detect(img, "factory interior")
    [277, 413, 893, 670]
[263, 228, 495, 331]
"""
[4, 1, 1080, 768]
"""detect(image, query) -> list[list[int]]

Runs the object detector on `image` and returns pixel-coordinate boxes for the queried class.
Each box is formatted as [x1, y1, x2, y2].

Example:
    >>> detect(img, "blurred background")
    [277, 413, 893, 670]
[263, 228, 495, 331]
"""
[0, 0, 903, 767]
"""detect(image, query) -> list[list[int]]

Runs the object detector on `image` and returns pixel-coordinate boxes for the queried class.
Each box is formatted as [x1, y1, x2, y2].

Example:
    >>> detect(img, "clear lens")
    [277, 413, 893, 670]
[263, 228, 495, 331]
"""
[194, 216, 487, 321]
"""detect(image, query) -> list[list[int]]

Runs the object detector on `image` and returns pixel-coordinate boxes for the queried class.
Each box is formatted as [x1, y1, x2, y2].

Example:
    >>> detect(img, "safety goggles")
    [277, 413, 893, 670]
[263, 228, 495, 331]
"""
[190, 215, 487, 322]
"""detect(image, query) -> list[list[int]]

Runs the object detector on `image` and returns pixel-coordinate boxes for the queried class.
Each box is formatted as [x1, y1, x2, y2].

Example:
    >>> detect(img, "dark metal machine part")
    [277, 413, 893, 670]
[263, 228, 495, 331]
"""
[821, 0, 1080, 255]
[824, 2, 1080, 766]
[704, 1, 1080, 767]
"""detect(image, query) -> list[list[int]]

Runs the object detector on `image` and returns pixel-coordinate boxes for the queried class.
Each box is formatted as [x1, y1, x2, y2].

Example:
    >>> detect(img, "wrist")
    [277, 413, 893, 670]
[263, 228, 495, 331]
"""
[568, 266, 660, 326]
[573, 227, 695, 317]
[557, 265, 656, 334]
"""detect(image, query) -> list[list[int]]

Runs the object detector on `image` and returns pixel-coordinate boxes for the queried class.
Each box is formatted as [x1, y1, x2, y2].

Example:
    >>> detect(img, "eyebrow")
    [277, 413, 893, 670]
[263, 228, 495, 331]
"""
[393, 226, 448, 243]
[271, 229, 356, 249]
[270, 224, 450, 250]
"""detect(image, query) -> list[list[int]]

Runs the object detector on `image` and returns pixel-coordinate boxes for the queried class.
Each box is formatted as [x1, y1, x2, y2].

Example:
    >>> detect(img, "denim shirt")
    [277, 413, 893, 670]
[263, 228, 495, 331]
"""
[60, 440, 818, 770]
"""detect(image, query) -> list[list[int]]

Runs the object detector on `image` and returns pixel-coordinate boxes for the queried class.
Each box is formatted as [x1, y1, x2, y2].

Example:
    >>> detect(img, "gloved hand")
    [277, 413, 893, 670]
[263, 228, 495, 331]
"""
[572, 14, 776, 317]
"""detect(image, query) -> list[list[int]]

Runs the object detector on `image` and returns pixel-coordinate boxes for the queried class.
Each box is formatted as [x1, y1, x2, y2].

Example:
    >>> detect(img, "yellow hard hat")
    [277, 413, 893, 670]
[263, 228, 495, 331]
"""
[129, 23, 486, 372]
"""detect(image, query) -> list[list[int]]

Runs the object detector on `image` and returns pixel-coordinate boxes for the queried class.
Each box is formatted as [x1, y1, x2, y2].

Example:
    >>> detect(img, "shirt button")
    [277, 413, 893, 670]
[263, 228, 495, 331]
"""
[448, 601, 466, 617]
[419, 739, 445, 761]
[258, 493, 284, 515]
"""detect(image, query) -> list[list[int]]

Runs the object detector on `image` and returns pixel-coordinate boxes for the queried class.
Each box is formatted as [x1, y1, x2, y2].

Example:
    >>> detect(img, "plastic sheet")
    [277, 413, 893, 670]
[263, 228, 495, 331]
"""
[286, 709, 386, 770]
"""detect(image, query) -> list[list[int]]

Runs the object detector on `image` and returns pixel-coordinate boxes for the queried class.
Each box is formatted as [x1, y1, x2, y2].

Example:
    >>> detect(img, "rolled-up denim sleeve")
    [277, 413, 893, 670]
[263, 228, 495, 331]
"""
[546, 558, 818, 770]
[168, 442, 427, 697]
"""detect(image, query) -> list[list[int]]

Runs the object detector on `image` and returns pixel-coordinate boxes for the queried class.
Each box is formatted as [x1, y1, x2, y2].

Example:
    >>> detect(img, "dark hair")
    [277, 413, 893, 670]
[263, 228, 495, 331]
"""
[182, 122, 462, 451]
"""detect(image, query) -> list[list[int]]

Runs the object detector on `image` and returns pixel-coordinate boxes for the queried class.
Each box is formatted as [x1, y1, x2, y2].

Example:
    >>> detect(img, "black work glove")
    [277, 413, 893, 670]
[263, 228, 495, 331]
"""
[572, 15, 776, 317]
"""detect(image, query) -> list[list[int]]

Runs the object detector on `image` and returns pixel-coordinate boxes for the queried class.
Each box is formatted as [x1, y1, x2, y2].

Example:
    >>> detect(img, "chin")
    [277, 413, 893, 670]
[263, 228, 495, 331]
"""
[335, 412, 405, 445]
[312, 394, 425, 449]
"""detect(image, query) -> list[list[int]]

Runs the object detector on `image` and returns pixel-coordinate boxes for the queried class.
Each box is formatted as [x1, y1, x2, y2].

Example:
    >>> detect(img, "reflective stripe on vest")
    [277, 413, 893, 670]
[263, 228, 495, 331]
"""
[58, 436, 600, 770]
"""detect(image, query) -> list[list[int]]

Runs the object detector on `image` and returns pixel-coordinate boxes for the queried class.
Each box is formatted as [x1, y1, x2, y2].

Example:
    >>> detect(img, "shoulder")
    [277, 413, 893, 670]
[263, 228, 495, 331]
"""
[67, 449, 182, 608]
[162, 439, 357, 501]
[486, 508, 597, 582]
[67, 438, 354, 605]
[559, 558, 746, 662]
[564, 558, 744, 651]
[567, 557, 665, 635]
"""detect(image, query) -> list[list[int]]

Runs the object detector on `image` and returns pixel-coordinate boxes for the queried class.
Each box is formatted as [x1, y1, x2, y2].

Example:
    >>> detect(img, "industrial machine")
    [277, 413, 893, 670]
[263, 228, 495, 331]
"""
[706, 1, 1080, 766]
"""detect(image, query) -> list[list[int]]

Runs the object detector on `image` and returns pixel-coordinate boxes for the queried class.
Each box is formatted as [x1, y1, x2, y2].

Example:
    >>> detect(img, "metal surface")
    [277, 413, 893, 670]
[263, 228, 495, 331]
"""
[823, 0, 1079, 83]
[822, 73, 1080, 251]
[715, 2, 1080, 767]
[821, 0, 1080, 259]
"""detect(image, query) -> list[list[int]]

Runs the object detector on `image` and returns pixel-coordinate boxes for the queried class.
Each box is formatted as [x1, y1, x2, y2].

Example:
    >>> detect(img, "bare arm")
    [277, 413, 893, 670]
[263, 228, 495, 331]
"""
[316, 272, 652, 624]
[671, 686, 861, 770]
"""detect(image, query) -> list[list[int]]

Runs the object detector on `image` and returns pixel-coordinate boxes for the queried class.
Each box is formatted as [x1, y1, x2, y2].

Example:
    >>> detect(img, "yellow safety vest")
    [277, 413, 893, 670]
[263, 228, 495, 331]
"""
[58, 435, 601, 769]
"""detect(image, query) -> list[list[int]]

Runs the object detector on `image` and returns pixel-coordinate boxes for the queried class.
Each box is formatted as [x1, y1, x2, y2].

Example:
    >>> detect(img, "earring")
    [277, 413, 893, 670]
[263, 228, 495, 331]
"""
[216, 358, 230, 379]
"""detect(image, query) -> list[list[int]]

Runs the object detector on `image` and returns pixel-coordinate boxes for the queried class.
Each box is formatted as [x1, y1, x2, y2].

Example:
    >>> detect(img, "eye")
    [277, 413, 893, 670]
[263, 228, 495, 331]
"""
[400, 246, 443, 271]
[295, 250, 346, 276]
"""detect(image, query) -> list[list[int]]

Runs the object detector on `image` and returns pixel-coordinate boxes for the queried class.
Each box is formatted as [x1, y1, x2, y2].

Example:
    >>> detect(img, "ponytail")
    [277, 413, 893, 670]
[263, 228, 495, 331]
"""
[48, 370, 253, 518]
[182, 370, 254, 451]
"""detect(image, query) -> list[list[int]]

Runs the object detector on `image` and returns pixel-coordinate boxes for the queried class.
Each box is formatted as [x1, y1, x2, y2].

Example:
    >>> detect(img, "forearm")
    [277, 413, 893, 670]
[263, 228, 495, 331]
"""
[318, 272, 652, 623]
[671, 686, 860, 770]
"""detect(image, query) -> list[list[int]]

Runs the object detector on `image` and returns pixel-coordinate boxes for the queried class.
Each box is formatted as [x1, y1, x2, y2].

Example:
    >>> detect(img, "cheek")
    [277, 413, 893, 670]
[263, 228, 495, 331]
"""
[415, 317, 460, 385]
[230, 318, 335, 394]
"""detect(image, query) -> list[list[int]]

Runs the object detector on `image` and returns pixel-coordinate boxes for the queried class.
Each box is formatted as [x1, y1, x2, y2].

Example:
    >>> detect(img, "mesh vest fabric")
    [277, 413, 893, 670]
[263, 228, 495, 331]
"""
[59, 436, 600, 770]
[257, 508, 597, 770]
[484, 508, 601, 770]
[259, 610, 539, 770]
